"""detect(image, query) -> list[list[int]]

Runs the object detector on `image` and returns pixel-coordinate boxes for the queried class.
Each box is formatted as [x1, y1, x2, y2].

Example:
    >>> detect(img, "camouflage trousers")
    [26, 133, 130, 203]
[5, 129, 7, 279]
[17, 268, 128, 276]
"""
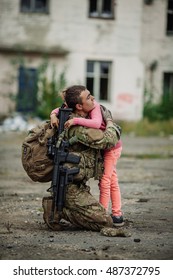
[42, 183, 113, 231]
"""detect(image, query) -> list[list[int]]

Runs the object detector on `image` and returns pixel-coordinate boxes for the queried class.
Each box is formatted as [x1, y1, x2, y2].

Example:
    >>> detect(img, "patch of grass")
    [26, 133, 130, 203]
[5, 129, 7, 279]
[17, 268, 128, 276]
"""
[37, 208, 43, 212]
[119, 118, 173, 136]
[121, 153, 171, 159]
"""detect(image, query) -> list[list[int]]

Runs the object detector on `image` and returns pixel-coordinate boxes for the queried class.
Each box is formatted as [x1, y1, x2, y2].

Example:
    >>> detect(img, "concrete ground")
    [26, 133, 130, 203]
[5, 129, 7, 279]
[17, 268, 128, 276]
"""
[0, 131, 173, 260]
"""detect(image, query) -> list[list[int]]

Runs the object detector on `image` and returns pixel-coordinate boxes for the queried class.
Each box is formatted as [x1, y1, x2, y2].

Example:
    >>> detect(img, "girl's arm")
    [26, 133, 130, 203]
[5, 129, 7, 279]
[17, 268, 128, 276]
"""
[50, 108, 59, 116]
[50, 108, 59, 128]
[68, 102, 103, 129]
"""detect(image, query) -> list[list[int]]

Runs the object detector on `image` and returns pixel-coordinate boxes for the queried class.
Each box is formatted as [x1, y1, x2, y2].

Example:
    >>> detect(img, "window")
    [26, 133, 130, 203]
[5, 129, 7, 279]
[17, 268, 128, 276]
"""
[20, 0, 49, 13]
[163, 72, 173, 101]
[86, 60, 112, 101]
[166, 0, 173, 35]
[17, 66, 38, 113]
[89, 0, 114, 19]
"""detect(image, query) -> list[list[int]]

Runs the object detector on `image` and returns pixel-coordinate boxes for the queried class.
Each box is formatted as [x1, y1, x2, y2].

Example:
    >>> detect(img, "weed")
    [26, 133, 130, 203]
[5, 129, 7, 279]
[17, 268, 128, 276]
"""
[4, 221, 13, 233]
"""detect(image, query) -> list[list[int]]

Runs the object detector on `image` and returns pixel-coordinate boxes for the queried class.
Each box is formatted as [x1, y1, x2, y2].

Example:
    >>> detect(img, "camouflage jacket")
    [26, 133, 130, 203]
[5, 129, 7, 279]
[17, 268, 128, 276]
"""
[63, 115, 119, 182]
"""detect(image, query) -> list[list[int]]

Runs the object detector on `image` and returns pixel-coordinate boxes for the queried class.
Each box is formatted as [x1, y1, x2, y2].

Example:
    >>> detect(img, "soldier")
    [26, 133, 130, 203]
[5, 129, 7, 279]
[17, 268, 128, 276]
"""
[43, 85, 120, 232]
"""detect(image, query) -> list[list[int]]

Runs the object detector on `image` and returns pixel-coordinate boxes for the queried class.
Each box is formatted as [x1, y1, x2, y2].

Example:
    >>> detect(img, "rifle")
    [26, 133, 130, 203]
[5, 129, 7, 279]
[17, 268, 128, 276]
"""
[47, 108, 80, 221]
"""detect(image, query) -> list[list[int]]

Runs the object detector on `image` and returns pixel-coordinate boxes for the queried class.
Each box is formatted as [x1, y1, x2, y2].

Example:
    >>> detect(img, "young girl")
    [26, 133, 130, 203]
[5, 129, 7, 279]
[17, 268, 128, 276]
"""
[50, 97, 124, 226]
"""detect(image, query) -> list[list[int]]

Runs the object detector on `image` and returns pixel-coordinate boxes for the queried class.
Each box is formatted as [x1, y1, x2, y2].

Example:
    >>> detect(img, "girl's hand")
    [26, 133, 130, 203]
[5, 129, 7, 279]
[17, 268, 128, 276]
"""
[64, 119, 74, 129]
[50, 114, 59, 128]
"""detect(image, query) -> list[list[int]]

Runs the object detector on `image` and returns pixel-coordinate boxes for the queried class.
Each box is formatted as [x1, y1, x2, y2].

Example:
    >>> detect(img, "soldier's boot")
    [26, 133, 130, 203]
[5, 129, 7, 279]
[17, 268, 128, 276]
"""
[42, 196, 63, 231]
[100, 227, 131, 237]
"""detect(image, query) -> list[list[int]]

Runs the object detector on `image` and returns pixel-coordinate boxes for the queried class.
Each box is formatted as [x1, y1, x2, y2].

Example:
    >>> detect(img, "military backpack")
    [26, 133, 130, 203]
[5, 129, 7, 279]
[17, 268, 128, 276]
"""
[21, 121, 55, 182]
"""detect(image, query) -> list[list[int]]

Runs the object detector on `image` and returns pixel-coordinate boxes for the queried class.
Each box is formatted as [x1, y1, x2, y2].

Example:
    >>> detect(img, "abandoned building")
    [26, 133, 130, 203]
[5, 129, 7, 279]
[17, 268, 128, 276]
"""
[0, 0, 172, 121]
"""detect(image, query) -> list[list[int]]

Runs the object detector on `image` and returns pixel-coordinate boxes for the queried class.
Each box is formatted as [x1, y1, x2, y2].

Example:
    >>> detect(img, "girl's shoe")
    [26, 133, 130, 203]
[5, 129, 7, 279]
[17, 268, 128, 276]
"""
[111, 215, 124, 227]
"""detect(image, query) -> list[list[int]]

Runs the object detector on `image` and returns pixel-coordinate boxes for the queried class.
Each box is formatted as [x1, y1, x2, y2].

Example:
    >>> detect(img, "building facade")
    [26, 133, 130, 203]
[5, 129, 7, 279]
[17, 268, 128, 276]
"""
[0, 0, 172, 121]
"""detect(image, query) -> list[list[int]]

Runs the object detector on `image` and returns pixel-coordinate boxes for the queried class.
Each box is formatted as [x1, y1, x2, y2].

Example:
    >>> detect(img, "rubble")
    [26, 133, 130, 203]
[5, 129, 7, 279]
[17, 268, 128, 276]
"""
[0, 114, 42, 132]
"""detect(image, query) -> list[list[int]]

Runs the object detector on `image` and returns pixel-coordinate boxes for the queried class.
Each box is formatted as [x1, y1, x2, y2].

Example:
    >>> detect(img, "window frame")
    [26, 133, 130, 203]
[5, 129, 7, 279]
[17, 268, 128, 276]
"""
[20, 0, 49, 14]
[86, 60, 112, 102]
[88, 0, 115, 20]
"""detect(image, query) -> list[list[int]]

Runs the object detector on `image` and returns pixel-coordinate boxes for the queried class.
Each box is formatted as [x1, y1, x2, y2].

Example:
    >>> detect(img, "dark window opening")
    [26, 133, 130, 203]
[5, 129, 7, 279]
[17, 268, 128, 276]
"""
[87, 61, 94, 73]
[89, 0, 98, 17]
[100, 78, 108, 100]
[166, 0, 173, 35]
[86, 78, 94, 96]
[20, 0, 49, 13]
[163, 72, 173, 102]
[89, 0, 114, 19]
[100, 62, 109, 74]
[102, 0, 112, 16]
[17, 66, 38, 113]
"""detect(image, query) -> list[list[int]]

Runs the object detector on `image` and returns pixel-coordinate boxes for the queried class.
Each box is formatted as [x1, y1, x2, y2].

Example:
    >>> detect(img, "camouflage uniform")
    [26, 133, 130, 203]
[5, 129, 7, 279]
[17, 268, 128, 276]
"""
[42, 117, 119, 231]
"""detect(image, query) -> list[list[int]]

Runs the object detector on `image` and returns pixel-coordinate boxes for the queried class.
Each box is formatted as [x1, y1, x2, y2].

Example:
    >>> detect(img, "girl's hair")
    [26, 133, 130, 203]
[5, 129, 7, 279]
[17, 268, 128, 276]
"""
[64, 85, 86, 111]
